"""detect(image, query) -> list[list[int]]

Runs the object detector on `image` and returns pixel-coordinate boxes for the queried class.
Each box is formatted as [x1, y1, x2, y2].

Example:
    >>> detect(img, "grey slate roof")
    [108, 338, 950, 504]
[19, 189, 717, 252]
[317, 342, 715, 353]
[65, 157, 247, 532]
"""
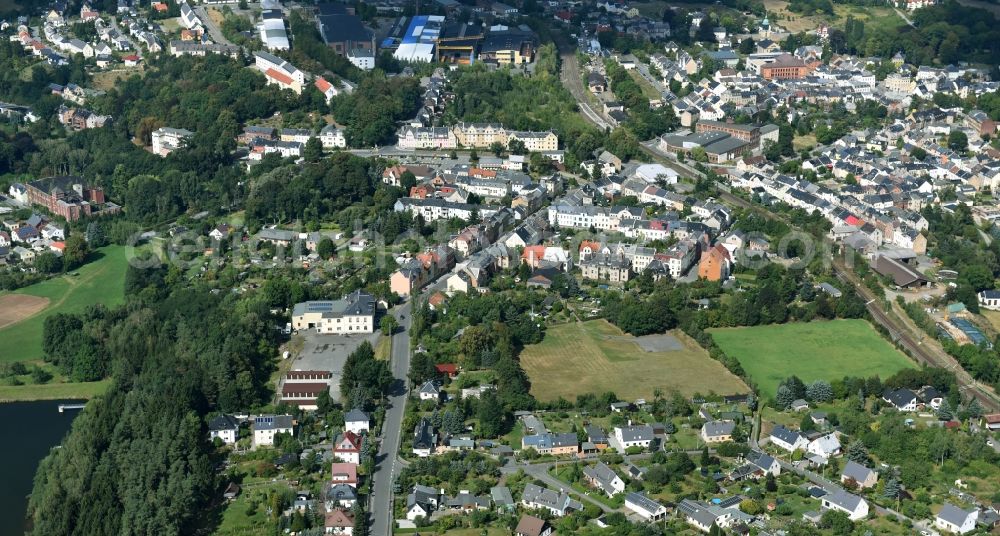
[824, 489, 865, 512]
[702, 420, 736, 438]
[937, 502, 975, 526]
[841, 460, 875, 483]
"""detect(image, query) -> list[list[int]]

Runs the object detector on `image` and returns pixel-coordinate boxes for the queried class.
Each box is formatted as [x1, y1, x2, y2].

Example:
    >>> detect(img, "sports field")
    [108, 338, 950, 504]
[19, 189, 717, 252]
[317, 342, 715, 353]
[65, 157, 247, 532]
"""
[709, 319, 915, 398]
[0, 245, 131, 363]
[520, 319, 748, 402]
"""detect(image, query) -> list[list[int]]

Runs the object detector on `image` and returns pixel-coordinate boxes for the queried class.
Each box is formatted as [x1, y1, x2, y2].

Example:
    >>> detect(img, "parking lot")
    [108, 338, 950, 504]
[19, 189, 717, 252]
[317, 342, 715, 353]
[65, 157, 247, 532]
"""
[290, 330, 381, 402]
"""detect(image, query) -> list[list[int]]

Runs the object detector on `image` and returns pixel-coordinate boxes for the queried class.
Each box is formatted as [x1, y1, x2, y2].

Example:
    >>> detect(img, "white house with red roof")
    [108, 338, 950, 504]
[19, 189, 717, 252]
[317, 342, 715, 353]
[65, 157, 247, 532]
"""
[330, 462, 358, 488]
[254, 51, 305, 94]
[315, 76, 339, 103]
[333, 431, 362, 464]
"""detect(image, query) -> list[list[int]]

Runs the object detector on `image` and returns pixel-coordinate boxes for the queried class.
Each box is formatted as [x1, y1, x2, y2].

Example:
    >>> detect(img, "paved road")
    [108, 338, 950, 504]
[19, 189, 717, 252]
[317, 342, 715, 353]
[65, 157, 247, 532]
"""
[892, 7, 916, 27]
[370, 303, 412, 536]
[194, 5, 236, 47]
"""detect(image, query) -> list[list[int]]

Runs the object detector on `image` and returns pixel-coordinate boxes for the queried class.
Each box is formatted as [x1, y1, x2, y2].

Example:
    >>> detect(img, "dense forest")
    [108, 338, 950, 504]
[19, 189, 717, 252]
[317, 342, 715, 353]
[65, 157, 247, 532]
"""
[28, 264, 280, 535]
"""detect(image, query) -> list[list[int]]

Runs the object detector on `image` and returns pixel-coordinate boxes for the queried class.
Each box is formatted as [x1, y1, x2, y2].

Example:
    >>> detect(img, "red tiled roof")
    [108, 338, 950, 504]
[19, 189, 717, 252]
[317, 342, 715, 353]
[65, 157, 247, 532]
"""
[315, 76, 333, 93]
[435, 363, 458, 374]
[265, 67, 294, 86]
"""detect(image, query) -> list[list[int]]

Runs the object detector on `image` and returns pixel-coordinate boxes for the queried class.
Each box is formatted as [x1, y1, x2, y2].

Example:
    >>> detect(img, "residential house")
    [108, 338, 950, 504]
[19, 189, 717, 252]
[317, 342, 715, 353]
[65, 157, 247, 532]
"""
[333, 431, 362, 464]
[583, 462, 625, 497]
[521, 483, 582, 517]
[406, 484, 440, 520]
[208, 414, 240, 445]
[821, 489, 869, 521]
[344, 408, 370, 435]
[324, 508, 355, 535]
[841, 460, 878, 489]
[418, 380, 445, 403]
[614, 424, 654, 451]
[521, 432, 578, 455]
[325, 483, 358, 509]
[807, 433, 841, 458]
[413, 417, 438, 457]
[330, 462, 358, 488]
[151, 126, 193, 156]
[252, 414, 293, 447]
[626, 492, 668, 521]
[730, 450, 781, 481]
[678, 499, 732, 532]
[769, 425, 808, 452]
[698, 243, 731, 281]
[882, 388, 919, 411]
[515, 514, 553, 536]
[701, 421, 736, 443]
[935, 503, 979, 534]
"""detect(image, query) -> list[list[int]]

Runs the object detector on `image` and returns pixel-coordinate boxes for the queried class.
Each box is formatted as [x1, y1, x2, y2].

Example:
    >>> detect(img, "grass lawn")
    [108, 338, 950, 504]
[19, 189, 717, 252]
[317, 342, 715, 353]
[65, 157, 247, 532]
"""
[520, 319, 748, 403]
[628, 69, 662, 101]
[0, 379, 110, 401]
[0, 245, 131, 363]
[761, 0, 903, 34]
[979, 309, 1000, 333]
[793, 133, 817, 151]
[214, 482, 285, 536]
[710, 319, 916, 399]
[375, 333, 392, 361]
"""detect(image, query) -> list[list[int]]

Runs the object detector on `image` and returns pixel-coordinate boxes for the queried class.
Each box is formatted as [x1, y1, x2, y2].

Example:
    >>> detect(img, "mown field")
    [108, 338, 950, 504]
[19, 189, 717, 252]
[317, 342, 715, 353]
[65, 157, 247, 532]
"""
[520, 319, 748, 402]
[709, 319, 915, 398]
[0, 245, 131, 363]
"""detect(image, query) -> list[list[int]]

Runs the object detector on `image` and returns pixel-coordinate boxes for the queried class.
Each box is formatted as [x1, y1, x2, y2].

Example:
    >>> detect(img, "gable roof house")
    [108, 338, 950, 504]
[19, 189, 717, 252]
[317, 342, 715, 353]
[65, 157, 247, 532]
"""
[613, 424, 654, 451]
[769, 425, 808, 452]
[882, 388, 919, 411]
[821, 489, 869, 521]
[333, 431, 362, 464]
[344, 408, 370, 434]
[731, 450, 780, 481]
[514, 514, 553, 536]
[521, 483, 582, 517]
[701, 420, 736, 443]
[324, 508, 354, 535]
[583, 462, 625, 497]
[935, 502, 978, 534]
[412, 417, 438, 457]
[841, 460, 878, 489]
[625, 492, 668, 521]
[678, 498, 732, 532]
[807, 433, 842, 458]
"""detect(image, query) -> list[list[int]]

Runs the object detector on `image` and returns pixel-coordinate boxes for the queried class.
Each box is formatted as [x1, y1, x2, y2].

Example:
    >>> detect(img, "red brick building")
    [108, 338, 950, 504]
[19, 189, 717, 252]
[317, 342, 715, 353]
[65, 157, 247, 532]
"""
[761, 54, 819, 80]
[26, 176, 117, 221]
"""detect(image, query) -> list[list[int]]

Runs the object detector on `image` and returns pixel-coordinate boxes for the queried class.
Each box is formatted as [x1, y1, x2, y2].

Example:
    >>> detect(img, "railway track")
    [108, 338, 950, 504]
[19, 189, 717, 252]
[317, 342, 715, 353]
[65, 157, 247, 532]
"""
[717, 190, 1000, 411]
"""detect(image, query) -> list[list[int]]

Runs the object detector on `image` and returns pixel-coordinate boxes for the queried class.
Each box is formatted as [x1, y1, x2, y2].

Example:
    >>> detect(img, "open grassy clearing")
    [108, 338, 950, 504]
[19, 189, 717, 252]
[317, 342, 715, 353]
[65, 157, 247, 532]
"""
[793, 133, 816, 151]
[761, 0, 903, 34]
[92, 67, 144, 91]
[0, 245, 132, 363]
[0, 379, 110, 402]
[710, 319, 915, 399]
[520, 319, 748, 402]
[628, 69, 662, 101]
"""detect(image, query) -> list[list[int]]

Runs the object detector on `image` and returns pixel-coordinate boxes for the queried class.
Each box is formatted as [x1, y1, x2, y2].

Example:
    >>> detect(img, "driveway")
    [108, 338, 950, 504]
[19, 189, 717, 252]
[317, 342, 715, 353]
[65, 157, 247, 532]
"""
[290, 330, 380, 401]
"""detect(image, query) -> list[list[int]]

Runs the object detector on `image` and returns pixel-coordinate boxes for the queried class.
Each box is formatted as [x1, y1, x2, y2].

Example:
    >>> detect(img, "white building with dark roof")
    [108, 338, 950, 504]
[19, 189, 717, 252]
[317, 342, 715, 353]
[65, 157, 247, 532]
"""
[291, 290, 376, 334]
[935, 503, 978, 534]
[820, 489, 868, 521]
